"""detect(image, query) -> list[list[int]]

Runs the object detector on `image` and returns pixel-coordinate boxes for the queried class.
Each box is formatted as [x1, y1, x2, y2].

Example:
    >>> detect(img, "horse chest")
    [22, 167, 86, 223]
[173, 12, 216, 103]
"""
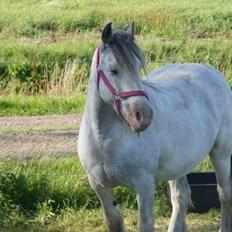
[89, 138, 151, 187]
[89, 153, 139, 188]
[101, 145, 138, 185]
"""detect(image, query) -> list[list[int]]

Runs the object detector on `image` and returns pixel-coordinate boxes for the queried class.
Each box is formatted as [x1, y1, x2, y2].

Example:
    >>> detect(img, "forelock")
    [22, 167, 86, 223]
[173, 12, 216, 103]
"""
[102, 30, 146, 74]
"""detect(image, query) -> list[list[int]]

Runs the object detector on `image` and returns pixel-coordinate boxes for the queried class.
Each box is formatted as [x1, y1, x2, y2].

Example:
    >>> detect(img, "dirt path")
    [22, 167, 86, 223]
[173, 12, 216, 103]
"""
[0, 114, 81, 159]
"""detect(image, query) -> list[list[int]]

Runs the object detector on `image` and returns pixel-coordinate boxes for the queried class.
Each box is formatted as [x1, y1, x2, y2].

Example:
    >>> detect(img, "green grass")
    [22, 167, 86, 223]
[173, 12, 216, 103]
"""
[1, 0, 232, 98]
[1, 0, 232, 38]
[0, 156, 217, 231]
[1, 36, 232, 115]
[0, 156, 167, 217]
[0, 207, 221, 232]
[0, 94, 85, 116]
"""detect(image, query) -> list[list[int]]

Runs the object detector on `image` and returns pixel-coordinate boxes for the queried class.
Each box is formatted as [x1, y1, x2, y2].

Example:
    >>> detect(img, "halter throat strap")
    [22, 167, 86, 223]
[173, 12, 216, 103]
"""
[96, 47, 148, 121]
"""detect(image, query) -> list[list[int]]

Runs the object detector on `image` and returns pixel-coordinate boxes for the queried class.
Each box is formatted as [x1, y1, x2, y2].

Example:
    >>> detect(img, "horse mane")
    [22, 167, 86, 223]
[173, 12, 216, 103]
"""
[102, 29, 146, 75]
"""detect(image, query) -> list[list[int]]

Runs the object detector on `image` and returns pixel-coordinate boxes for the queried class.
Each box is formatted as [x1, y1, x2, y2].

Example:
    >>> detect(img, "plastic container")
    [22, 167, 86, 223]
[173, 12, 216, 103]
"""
[187, 172, 220, 213]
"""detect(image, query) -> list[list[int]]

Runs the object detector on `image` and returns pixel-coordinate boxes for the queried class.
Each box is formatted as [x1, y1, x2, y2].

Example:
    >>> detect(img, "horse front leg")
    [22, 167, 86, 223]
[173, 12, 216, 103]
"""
[167, 176, 191, 232]
[136, 176, 155, 232]
[88, 174, 126, 232]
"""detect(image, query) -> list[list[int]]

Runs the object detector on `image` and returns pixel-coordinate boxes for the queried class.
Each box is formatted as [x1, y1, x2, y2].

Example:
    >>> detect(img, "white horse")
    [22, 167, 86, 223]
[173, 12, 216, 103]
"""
[78, 22, 232, 232]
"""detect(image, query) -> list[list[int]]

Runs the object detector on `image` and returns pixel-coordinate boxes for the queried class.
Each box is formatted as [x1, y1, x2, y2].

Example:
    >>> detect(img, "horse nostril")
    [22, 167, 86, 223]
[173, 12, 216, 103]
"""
[135, 111, 142, 122]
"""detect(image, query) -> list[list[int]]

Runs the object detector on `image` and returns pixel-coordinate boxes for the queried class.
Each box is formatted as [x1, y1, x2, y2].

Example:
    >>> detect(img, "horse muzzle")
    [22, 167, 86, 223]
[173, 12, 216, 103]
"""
[126, 102, 153, 133]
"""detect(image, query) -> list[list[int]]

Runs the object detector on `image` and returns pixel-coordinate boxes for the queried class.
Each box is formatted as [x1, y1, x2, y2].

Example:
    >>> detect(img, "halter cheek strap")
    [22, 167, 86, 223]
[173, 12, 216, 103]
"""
[96, 47, 148, 121]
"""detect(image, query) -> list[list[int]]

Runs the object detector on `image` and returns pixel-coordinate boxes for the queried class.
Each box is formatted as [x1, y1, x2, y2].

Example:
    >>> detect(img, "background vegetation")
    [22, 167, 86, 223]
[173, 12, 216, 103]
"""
[0, 157, 214, 231]
[1, 0, 232, 111]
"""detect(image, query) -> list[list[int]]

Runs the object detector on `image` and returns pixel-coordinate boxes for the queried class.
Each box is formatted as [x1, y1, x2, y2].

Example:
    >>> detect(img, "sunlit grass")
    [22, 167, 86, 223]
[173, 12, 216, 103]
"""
[1, 0, 232, 38]
[0, 156, 219, 231]
[0, 94, 85, 116]
[1, 0, 232, 97]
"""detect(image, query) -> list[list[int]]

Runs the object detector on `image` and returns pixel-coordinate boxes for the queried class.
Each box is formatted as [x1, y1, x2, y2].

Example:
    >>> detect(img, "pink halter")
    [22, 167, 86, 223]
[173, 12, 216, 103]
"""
[96, 47, 148, 121]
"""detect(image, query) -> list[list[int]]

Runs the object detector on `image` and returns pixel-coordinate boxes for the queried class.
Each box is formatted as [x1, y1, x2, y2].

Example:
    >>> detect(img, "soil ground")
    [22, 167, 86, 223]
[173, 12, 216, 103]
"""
[0, 114, 81, 159]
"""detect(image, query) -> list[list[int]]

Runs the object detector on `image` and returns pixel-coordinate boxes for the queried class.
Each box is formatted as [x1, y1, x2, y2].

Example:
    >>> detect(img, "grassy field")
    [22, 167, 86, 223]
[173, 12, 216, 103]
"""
[0, 93, 85, 116]
[1, 0, 232, 115]
[0, 157, 217, 232]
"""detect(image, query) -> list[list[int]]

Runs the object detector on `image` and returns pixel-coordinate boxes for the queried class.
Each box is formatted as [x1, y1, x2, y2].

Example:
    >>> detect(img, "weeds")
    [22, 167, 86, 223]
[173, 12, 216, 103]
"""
[1, 0, 232, 97]
[0, 156, 169, 226]
[44, 60, 87, 96]
[0, 156, 218, 231]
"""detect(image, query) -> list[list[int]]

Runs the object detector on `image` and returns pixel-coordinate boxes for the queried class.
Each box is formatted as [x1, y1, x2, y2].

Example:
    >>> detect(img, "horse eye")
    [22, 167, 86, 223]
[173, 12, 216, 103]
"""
[110, 69, 118, 75]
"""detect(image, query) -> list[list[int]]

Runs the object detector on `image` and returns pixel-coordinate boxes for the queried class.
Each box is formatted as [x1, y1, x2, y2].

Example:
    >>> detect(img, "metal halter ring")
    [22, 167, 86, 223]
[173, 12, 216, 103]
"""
[113, 91, 121, 100]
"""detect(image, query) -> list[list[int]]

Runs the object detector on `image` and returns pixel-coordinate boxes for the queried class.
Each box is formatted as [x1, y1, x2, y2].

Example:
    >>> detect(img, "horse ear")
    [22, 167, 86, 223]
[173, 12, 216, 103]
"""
[127, 21, 136, 39]
[102, 22, 112, 44]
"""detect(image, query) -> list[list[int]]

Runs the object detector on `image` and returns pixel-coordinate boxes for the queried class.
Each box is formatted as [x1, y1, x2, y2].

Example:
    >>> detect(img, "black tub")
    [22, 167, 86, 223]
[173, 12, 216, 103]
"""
[187, 172, 220, 213]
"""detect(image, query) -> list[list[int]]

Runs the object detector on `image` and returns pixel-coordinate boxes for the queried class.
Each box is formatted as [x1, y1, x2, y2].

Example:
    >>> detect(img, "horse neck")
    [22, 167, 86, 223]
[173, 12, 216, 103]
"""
[84, 52, 118, 140]
[85, 70, 103, 124]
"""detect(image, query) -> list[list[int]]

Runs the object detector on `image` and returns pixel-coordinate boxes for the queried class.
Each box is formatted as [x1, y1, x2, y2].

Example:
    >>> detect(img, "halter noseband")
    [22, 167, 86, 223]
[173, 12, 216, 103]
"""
[96, 47, 148, 122]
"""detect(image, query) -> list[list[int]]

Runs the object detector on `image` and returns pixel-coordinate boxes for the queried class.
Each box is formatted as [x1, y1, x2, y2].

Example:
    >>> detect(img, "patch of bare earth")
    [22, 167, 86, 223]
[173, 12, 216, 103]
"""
[0, 114, 81, 159]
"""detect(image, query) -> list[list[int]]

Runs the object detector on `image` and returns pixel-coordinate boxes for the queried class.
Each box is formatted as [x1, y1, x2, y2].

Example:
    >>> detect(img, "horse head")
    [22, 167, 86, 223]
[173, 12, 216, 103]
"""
[96, 22, 153, 132]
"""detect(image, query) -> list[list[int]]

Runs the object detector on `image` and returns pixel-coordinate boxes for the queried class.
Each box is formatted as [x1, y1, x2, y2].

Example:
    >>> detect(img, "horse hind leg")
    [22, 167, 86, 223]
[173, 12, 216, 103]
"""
[167, 176, 191, 232]
[210, 142, 232, 232]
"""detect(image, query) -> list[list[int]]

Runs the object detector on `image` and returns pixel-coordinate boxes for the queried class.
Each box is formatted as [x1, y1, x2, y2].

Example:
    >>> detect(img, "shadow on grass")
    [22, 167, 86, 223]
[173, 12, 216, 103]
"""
[0, 172, 99, 220]
[0, 170, 220, 232]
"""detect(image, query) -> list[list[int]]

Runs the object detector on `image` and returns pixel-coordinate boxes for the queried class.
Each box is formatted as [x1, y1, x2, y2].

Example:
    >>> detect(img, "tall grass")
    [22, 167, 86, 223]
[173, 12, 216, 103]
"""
[1, 37, 232, 96]
[0, 156, 214, 231]
[44, 60, 87, 96]
[1, 0, 232, 101]
[0, 40, 94, 95]
[0, 157, 168, 229]
[1, 0, 232, 38]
